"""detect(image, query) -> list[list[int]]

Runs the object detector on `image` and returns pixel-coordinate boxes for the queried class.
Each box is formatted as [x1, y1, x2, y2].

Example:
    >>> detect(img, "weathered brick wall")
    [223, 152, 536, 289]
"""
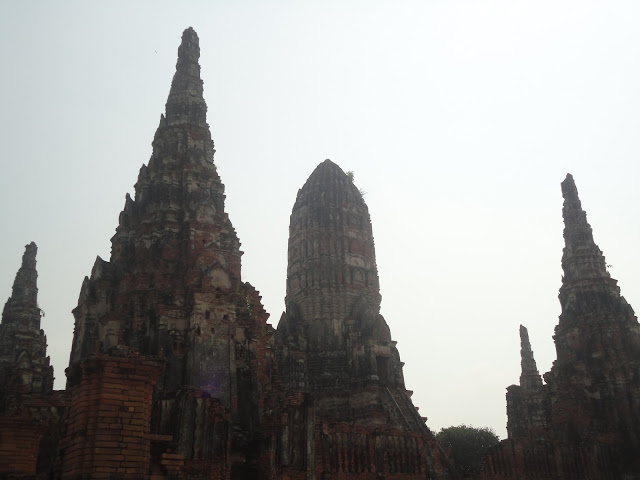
[482, 438, 623, 480]
[486, 176, 640, 480]
[62, 349, 163, 479]
[274, 160, 452, 479]
[154, 387, 231, 479]
[317, 430, 432, 478]
[276, 389, 450, 480]
[0, 416, 45, 476]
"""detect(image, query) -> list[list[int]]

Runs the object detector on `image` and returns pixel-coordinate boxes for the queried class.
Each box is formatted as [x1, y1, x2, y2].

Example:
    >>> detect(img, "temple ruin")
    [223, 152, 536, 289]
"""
[0, 28, 451, 479]
[275, 159, 448, 478]
[483, 174, 640, 479]
[1, 27, 639, 480]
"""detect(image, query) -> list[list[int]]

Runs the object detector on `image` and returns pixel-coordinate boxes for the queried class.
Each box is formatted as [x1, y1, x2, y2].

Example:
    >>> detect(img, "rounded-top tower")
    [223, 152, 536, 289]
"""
[277, 160, 398, 391]
[274, 160, 448, 479]
[286, 160, 382, 329]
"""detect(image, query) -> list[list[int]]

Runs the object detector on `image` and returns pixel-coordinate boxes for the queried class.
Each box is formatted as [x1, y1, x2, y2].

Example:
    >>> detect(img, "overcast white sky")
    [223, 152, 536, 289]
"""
[1, 1, 639, 438]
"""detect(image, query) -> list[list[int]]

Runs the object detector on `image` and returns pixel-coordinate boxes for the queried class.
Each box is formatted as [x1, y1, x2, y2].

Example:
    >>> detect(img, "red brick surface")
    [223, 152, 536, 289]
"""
[61, 349, 163, 479]
[0, 416, 45, 475]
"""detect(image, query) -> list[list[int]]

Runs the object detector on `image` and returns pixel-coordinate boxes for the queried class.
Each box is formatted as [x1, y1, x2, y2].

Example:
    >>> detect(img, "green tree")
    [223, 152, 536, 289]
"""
[436, 425, 500, 475]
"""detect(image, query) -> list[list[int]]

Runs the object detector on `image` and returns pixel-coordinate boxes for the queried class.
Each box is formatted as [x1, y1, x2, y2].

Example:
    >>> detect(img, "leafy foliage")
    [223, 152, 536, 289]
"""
[346, 170, 355, 182]
[436, 424, 500, 475]
[345, 170, 367, 197]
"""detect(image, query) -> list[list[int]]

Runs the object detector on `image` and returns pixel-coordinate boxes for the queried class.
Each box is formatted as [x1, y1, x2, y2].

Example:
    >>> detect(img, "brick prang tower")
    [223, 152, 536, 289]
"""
[278, 160, 392, 390]
[485, 174, 640, 479]
[66, 28, 278, 479]
[545, 173, 640, 449]
[275, 160, 451, 479]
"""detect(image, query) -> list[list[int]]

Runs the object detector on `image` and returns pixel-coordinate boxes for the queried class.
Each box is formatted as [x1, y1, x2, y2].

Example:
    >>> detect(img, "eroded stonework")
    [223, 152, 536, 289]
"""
[484, 174, 640, 479]
[4, 25, 640, 480]
[9, 27, 448, 479]
[0, 243, 67, 479]
[504, 325, 549, 440]
[278, 160, 390, 391]
[65, 27, 278, 479]
[1, 26, 447, 480]
[0, 242, 53, 395]
[275, 160, 451, 478]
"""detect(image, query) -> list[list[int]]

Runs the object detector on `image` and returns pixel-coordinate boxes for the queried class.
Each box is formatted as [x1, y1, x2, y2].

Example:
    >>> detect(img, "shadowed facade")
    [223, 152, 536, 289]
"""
[2, 26, 639, 480]
[484, 174, 640, 480]
[275, 160, 451, 478]
[65, 28, 279, 479]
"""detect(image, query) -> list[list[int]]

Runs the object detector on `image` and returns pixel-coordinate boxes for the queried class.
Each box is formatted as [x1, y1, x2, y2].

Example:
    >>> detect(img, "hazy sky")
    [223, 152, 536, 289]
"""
[1, 1, 639, 438]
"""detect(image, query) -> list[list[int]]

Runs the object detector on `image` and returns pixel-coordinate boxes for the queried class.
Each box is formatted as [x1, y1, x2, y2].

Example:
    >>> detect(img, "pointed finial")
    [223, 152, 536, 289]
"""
[560, 174, 611, 287]
[175, 27, 200, 78]
[561, 173, 577, 197]
[22, 241, 37, 270]
[561, 173, 585, 226]
[557, 174, 623, 319]
[519, 325, 543, 389]
[164, 27, 207, 127]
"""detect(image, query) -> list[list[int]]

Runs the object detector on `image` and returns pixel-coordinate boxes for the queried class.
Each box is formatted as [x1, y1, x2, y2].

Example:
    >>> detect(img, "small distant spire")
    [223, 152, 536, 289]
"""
[1, 242, 40, 329]
[164, 27, 207, 127]
[0, 243, 53, 393]
[8, 242, 38, 309]
[519, 325, 543, 389]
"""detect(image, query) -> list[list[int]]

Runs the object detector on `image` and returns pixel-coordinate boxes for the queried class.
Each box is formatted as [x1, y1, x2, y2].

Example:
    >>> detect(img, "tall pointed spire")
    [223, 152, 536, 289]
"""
[66, 29, 281, 476]
[111, 27, 227, 270]
[548, 173, 640, 447]
[518, 325, 542, 389]
[559, 173, 623, 314]
[489, 178, 640, 480]
[69, 27, 270, 408]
